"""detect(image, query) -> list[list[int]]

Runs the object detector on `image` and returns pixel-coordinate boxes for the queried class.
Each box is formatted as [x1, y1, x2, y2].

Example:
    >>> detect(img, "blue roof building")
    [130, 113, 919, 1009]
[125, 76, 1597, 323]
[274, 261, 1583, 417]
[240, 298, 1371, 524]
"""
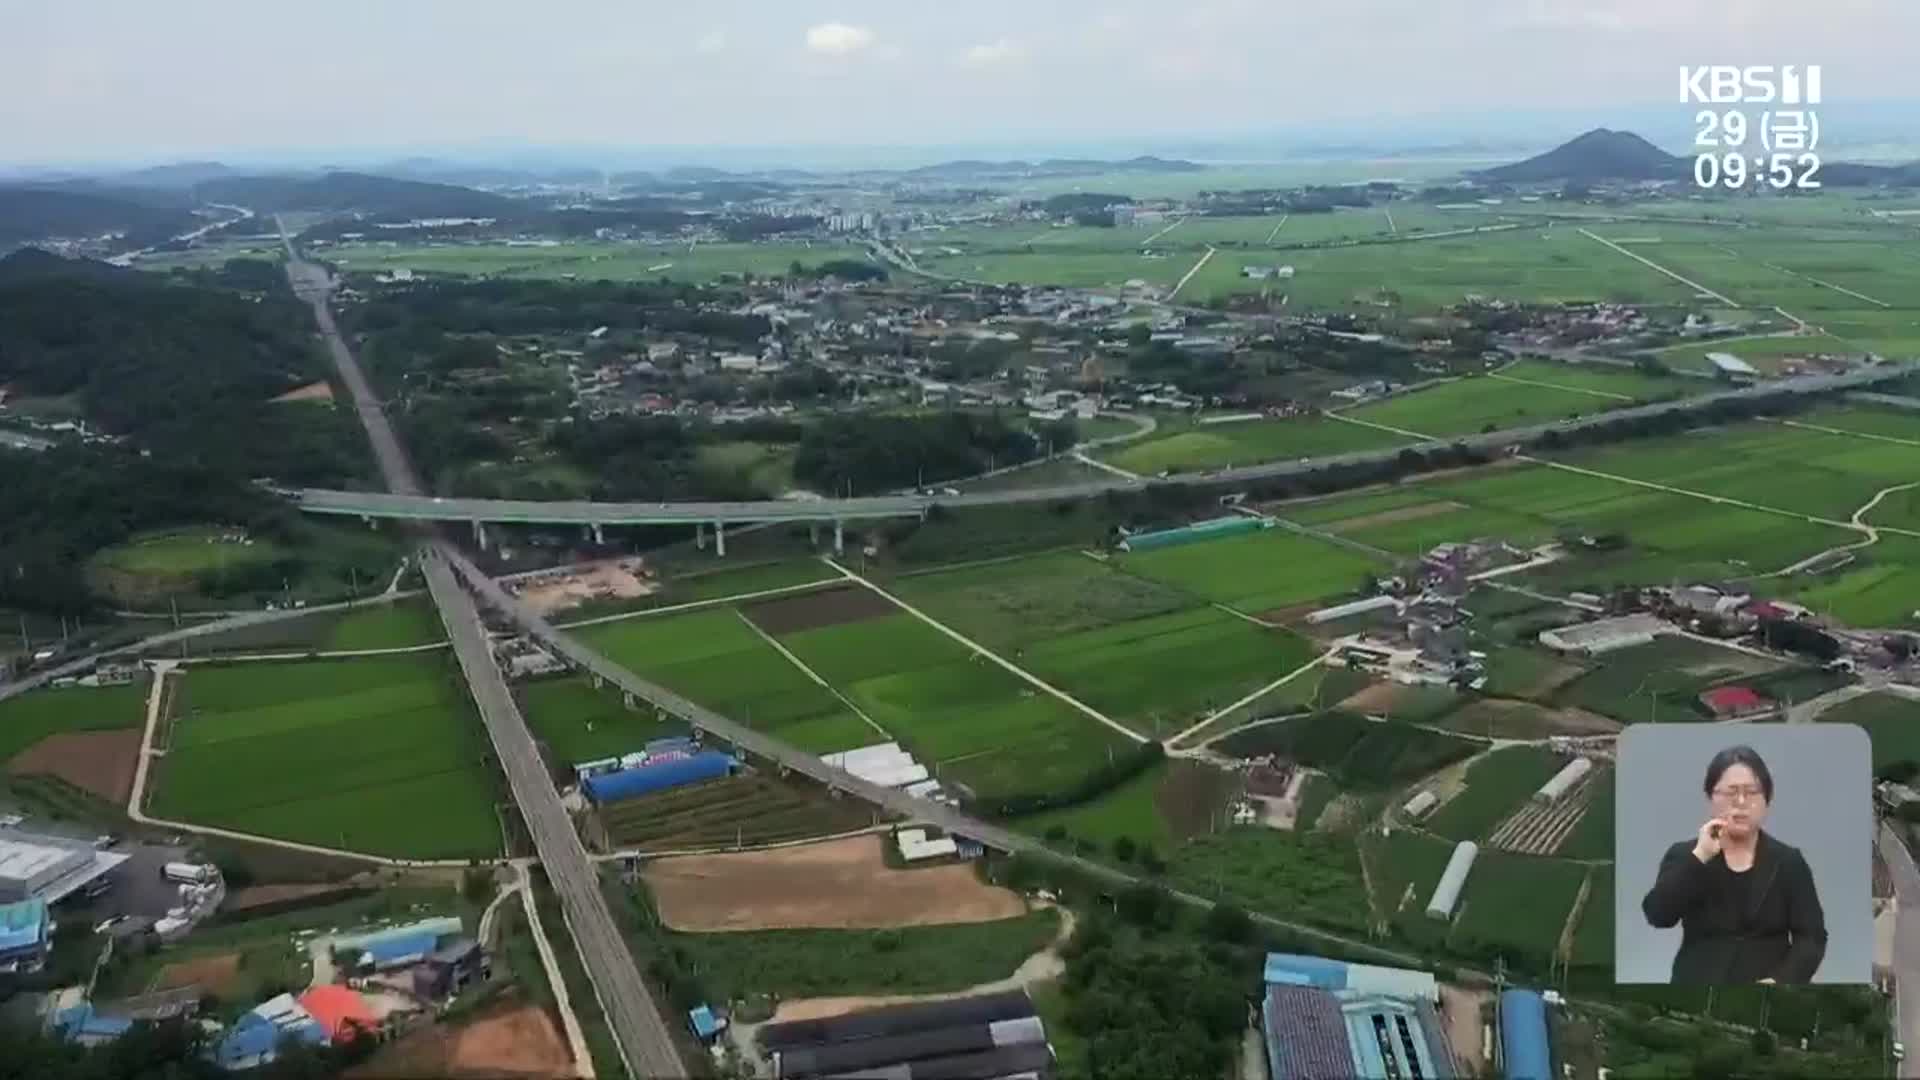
[688, 1003, 725, 1041]
[213, 994, 328, 1070]
[1499, 989, 1553, 1080]
[1263, 952, 1439, 1003]
[0, 897, 50, 973]
[359, 930, 445, 971]
[54, 1003, 135, 1047]
[1261, 954, 1453, 1080]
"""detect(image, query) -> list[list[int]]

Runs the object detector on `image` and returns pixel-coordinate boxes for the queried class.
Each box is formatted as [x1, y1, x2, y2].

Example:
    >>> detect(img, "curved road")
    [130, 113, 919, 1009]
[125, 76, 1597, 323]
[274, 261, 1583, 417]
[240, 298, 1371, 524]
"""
[289, 366, 1906, 528]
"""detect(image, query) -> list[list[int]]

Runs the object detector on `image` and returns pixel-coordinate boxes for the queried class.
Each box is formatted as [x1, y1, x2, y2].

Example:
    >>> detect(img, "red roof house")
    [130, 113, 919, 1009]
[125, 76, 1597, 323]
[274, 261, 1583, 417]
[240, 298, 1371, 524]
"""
[1699, 685, 1773, 719]
[297, 985, 377, 1043]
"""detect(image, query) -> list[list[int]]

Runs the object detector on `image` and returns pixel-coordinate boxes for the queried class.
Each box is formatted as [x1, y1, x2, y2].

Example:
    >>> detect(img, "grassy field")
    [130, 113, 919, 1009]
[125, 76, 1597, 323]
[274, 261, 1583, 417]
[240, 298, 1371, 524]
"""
[0, 681, 149, 764]
[149, 656, 500, 859]
[1343, 375, 1640, 438]
[1818, 693, 1920, 773]
[1450, 850, 1588, 966]
[579, 607, 875, 754]
[1494, 360, 1691, 400]
[1117, 527, 1381, 615]
[1169, 827, 1371, 932]
[1786, 537, 1920, 629]
[890, 552, 1192, 651]
[94, 528, 286, 575]
[1362, 828, 1458, 929]
[1100, 416, 1409, 475]
[322, 598, 445, 650]
[519, 675, 688, 768]
[777, 611, 1133, 800]
[1424, 747, 1566, 841]
[956, 456, 1114, 493]
[668, 908, 1059, 1001]
[1017, 762, 1174, 852]
[1553, 638, 1780, 724]
[1558, 772, 1616, 861]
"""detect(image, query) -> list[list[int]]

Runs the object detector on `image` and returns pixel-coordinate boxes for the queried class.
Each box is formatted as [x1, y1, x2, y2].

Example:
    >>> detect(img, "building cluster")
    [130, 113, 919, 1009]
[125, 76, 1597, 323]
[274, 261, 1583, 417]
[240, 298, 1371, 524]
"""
[0, 825, 141, 974]
[756, 989, 1051, 1080]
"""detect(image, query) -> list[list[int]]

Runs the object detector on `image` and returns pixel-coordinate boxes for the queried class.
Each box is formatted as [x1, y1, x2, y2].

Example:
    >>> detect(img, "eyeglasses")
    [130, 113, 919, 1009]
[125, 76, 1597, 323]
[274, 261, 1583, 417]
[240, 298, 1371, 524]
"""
[1711, 786, 1766, 804]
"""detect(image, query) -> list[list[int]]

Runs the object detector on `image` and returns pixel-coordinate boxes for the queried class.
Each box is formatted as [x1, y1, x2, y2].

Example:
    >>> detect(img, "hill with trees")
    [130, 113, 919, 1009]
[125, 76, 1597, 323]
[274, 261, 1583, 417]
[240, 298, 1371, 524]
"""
[0, 186, 197, 247]
[192, 170, 518, 219]
[1475, 129, 1685, 182]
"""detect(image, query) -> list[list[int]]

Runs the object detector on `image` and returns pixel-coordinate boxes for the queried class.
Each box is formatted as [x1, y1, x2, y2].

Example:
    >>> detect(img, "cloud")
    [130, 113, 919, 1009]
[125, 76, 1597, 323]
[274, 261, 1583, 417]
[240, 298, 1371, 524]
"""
[958, 39, 1024, 68]
[804, 22, 876, 56]
[695, 30, 727, 55]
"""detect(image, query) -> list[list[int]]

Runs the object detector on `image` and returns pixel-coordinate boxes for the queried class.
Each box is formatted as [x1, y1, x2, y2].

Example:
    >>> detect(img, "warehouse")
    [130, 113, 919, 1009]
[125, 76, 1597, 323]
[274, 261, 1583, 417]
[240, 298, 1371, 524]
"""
[1117, 515, 1271, 553]
[1536, 614, 1668, 656]
[1260, 955, 1454, 1080]
[759, 990, 1049, 1080]
[0, 828, 128, 905]
[1499, 989, 1553, 1080]
[582, 750, 736, 804]
[1426, 841, 1477, 920]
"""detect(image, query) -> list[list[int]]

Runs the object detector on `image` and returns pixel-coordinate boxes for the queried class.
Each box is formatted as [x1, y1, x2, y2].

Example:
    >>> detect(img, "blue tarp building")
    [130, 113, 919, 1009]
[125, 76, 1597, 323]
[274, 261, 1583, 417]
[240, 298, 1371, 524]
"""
[1499, 989, 1553, 1080]
[583, 751, 734, 804]
[0, 898, 50, 973]
[359, 930, 445, 971]
[688, 1003, 725, 1041]
[54, 1003, 134, 1047]
[213, 994, 328, 1070]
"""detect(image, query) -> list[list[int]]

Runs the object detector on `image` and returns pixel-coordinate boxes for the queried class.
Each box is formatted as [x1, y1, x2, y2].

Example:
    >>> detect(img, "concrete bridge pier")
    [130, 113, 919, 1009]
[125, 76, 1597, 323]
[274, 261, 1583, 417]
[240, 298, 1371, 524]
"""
[695, 522, 707, 551]
[586, 522, 605, 546]
[713, 521, 726, 557]
[362, 515, 377, 530]
[834, 520, 845, 555]
[621, 691, 636, 710]
[591, 673, 604, 690]
[471, 520, 488, 551]
[809, 523, 821, 549]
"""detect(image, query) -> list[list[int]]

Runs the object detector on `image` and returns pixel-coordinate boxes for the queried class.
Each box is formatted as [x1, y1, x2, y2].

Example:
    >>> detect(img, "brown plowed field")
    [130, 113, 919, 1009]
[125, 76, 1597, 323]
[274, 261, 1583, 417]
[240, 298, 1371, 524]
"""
[348, 1004, 572, 1079]
[644, 834, 1026, 931]
[744, 585, 897, 635]
[151, 952, 242, 995]
[7, 729, 141, 803]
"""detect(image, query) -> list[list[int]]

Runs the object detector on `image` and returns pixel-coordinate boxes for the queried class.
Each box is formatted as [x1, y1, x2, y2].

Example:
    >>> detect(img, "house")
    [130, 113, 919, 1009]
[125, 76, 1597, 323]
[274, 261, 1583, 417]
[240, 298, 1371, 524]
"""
[412, 937, 490, 999]
[688, 1003, 728, 1044]
[1699, 685, 1774, 720]
[297, 985, 378, 1044]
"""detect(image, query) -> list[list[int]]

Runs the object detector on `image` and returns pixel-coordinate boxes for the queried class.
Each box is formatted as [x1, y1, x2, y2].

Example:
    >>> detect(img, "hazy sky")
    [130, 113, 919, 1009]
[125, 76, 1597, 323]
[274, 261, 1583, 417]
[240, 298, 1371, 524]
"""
[7, 0, 1916, 165]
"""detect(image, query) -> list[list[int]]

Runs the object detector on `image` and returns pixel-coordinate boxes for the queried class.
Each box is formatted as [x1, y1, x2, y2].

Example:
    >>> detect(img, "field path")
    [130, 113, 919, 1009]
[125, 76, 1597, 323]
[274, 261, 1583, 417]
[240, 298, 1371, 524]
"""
[1072, 449, 1139, 480]
[1486, 370, 1633, 402]
[1168, 246, 1218, 300]
[127, 659, 179, 819]
[824, 558, 1147, 744]
[516, 861, 597, 1079]
[1166, 649, 1341, 754]
[1777, 417, 1920, 451]
[555, 577, 840, 630]
[1265, 215, 1290, 244]
[734, 609, 892, 741]
[1578, 227, 1740, 307]
[1142, 216, 1187, 247]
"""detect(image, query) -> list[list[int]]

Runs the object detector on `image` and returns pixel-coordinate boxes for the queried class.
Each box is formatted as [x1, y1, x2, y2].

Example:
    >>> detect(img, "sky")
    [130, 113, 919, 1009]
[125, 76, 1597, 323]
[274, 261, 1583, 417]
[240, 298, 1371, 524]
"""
[6, 0, 1918, 167]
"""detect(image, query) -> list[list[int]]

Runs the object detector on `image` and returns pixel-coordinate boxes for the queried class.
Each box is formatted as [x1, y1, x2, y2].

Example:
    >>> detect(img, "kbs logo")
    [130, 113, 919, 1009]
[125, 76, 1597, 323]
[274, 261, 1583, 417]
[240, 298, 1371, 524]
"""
[1680, 66, 1822, 105]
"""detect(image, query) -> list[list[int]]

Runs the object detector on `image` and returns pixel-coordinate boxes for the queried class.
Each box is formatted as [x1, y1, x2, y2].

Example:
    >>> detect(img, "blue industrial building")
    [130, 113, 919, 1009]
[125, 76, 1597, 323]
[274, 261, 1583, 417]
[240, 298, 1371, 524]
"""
[1499, 989, 1553, 1080]
[1117, 515, 1270, 553]
[0, 898, 50, 974]
[583, 750, 735, 804]
[1260, 954, 1453, 1080]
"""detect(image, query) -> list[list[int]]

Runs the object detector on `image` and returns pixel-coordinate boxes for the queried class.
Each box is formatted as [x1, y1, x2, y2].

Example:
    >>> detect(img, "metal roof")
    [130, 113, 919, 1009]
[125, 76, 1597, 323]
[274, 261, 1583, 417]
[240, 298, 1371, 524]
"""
[0, 830, 129, 904]
[1499, 990, 1553, 1080]
[0, 898, 49, 954]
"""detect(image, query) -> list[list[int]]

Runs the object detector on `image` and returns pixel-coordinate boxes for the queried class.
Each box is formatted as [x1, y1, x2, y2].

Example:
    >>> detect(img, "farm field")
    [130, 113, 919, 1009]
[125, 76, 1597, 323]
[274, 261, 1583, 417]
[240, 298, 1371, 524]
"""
[1784, 537, 1920, 629]
[595, 773, 876, 850]
[1362, 829, 1458, 932]
[327, 239, 871, 284]
[1116, 527, 1381, 615]
[955, 456, 1112, 493]
[667, 908, 1059, 1002]
[1557, 772, 1615, 861]
[578, 604, 875, 754]
[1342, 375, 1640, 438]
[1216, 712, 1478, 791]
[642, 834, 1025, 931]
[0, 681, 149, 765]
[1016, 762, 1174, 852]
[1492, 360, 1692, 401]
[1099, 416, 1410, 475]
[769, 600, 1134, 800]
[1551, 638, 1785, 725]
[519, 675, 687, 769]
[1450, 850, 1588, 967]
[1818, 692, 1920, 773]
[1423, 747, 1566, 842]
[321, 598, 445, 650]
[148, 656, 500, 859]
[1169, 827, 1371, 932]
[889, 551, 1192, 650]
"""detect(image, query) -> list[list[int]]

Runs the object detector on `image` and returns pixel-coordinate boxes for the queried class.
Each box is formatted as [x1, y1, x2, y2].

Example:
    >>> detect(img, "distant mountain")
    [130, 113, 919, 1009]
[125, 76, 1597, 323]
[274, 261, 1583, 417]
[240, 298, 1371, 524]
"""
[1475, 129, 1684, 183]
[902, 155, 1204, 180]
[370, 158, 604, 188]
[1816, 160, 1920, 187]
[0, 186, 197, 247]
[191, 171, 519, 219]
[117, 161, 237, 189]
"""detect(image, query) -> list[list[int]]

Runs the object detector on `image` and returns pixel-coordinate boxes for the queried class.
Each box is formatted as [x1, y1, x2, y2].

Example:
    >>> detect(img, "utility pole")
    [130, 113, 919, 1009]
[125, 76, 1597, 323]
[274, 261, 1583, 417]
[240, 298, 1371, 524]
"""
[17, 614, 27, 655]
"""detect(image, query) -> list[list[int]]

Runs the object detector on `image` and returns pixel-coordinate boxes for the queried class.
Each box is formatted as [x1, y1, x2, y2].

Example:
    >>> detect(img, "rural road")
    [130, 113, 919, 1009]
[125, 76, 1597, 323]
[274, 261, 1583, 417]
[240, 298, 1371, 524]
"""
[281, 224, 689, 1080]
[1881, 823, 1920, 1076]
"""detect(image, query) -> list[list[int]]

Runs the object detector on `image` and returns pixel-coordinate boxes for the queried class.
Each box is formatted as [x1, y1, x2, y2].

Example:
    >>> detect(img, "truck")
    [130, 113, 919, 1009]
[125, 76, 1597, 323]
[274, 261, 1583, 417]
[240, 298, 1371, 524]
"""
[161, 862, 218, 886]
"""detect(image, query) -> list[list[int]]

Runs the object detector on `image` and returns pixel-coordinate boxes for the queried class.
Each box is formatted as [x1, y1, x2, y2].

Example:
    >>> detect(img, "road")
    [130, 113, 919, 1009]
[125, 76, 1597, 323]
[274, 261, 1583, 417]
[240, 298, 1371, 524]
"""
[287, 366, 1908, 528]
[280, 228, 688, 1080]
[1881, 823, 1920, 1075]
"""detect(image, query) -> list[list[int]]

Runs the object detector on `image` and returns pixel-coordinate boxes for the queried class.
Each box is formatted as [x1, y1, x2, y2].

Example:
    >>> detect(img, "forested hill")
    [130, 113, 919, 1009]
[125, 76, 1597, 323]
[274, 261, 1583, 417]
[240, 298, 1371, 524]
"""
[0, 252, 375, 616]
[192, 170, 518, 219]
[0, 185, 196, 247]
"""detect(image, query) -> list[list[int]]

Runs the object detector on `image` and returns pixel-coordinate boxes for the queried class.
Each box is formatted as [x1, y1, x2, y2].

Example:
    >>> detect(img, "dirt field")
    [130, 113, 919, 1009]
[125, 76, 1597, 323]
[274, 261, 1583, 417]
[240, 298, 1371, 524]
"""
[1329, 500, 1466, 534]
[271, 380, 335, 404]
[643, 834, 1026, 931]
[223, 882, 361, 911]
[7, 729, 141, 803]
[515, 558, 655, 616]
[349, 1004, 573, 1080]
[744, 585, 898, 636]
[1438, 984, 1489, 1074]
[1338, 682, 1404, 714]
[1441, 699, 1621, 738]
[1156, 759, 1239, 842]
[150, 952, 242, 995]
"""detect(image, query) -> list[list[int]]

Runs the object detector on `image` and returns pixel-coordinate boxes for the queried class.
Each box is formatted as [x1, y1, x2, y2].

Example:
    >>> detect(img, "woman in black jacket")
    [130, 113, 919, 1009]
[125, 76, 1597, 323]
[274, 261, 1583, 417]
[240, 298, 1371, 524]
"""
[1641, 745, 1827, 984]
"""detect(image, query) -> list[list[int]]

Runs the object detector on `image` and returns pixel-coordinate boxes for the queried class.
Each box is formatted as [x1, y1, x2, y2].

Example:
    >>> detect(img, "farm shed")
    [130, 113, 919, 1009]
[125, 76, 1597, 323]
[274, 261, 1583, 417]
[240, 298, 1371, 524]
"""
[1403, 790, 1438, 818]
[1426, 841, 1478, 920]
[773, 1017, 1047, 1079]
[1536, 614, 1667, 656]
[759, 990, 1034, 1052]
[895, 828, 959, 863]
[1118, 515, 1270, 553]
[583, 751, 734, 804]
[1306, 594, 1401, 625]
[1498, 989, 1553, 1080]
[1699, 685, 1774, 719]
[1533, 758, 1592, 802]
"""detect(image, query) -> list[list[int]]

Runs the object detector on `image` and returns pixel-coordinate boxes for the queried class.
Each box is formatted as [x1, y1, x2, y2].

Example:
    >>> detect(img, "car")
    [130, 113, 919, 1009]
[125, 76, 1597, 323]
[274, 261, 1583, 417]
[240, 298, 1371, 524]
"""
[1895, 1042, 1906, 1062]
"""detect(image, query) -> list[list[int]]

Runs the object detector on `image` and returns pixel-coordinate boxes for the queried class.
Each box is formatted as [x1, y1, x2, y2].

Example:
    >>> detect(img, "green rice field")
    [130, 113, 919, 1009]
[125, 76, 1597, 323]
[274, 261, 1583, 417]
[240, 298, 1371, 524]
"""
[520, 675, 688, 768]
[327, 239, 871, 285]
[150, 655, 500, 859]
[1817, 692, 1920, 773]
[1343, 375, 1638, 438]
[1424, 747, 1566, 842]
[1100, 416, 1409, 475]
[0, 681, 150, 764]
[1117, 527, 1381, 615]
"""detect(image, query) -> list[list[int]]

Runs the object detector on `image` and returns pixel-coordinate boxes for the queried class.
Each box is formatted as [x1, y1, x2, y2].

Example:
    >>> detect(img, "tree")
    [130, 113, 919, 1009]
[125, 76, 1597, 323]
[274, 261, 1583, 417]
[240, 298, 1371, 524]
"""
[1202, 903, 1254, 944]
[1112, 836, 1137, 863]
[461, 865, 494, 906]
